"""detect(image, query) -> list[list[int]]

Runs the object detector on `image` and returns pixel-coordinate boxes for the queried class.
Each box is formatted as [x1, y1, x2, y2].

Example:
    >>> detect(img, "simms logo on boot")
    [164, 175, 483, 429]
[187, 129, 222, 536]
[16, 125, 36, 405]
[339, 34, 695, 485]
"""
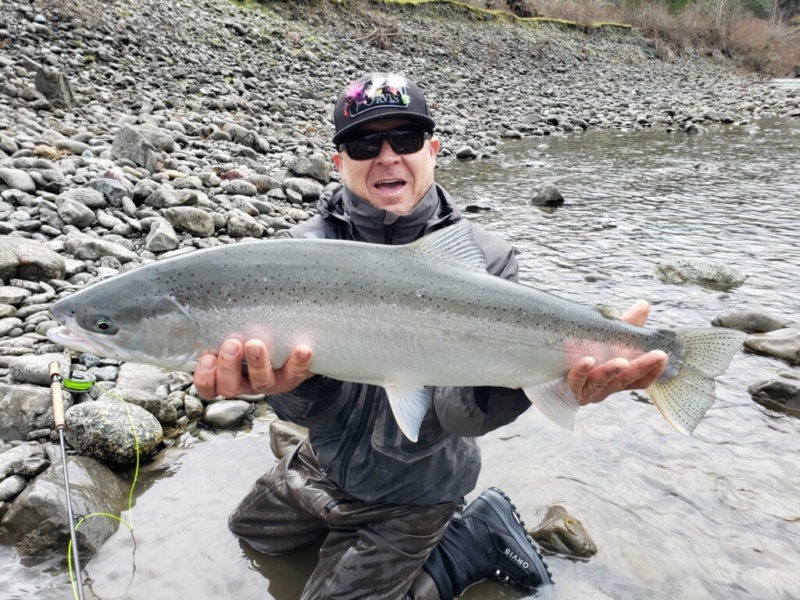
[504, 548, 529, 569]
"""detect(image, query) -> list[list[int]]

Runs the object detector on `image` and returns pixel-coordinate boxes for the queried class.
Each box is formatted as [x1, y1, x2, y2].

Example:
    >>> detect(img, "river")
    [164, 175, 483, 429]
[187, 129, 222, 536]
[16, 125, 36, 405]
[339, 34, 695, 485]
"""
[3, 115, 799, 600]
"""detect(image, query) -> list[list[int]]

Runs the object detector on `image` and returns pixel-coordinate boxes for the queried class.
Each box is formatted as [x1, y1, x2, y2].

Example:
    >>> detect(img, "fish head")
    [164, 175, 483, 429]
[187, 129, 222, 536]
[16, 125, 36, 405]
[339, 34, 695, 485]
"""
[47, 282, 204, 370]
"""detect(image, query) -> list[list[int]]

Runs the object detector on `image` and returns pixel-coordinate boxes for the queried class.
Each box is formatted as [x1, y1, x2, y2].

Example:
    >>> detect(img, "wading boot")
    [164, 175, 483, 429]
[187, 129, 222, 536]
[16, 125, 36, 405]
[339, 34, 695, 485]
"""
[460, 487, 553, 590]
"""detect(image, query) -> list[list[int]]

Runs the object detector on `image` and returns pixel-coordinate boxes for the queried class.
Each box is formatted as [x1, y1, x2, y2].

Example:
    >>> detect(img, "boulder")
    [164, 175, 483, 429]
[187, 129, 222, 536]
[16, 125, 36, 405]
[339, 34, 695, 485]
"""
[9, 353, 70, 387]
[749, 373, 800, 418]
[744, 328, 800, 365]
[65, 400, 163, 465]
[528, 182, 564, 206]
[100, 388, 177, 427]
[34, 68, 75, 107]
[0, 237, 66, 282]
[0, 442, 49, 481]
[111, 125, 160, 173]
[655, 258, 746, 289]
[0, 383, 72, 441]
[712, 308, 790, 334]
[163, 206, 215, 237]
[0, 456, 126, 556]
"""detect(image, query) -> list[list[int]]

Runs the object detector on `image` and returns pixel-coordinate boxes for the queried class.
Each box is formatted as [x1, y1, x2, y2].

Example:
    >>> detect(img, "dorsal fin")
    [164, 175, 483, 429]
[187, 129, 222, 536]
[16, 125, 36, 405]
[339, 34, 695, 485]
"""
[406, 220, 488, 272]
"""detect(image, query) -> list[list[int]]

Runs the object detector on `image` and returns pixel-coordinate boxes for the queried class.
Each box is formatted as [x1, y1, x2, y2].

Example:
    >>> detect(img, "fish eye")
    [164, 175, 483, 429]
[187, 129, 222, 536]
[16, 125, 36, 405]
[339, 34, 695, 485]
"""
[93, 317, 116, 334]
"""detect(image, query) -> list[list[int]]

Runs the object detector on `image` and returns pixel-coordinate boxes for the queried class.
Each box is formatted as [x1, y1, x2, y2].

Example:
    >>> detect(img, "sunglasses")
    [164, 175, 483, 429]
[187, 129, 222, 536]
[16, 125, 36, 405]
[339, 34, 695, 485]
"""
[339, 128, 432, 160]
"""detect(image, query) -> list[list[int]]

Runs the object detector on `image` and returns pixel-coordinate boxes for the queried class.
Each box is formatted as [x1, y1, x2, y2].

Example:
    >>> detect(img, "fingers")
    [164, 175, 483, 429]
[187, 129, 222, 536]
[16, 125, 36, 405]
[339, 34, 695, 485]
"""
[619, 350, 668, 391]
[215, 339, 247, 398]
[620, 300, 650, 328]
[575, 358, 630, 406]
[244, 340, 277, 392]
[193, 354, 219, 400]
[575, 350, 669, 405]
[279, 345, 314, 389]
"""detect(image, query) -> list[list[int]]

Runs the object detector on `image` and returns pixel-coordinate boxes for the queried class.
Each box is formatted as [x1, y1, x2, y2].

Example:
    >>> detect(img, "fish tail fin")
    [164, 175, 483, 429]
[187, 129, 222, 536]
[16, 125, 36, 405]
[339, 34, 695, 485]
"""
[523, 378, 580, 430]
[647, 328, 747, 434]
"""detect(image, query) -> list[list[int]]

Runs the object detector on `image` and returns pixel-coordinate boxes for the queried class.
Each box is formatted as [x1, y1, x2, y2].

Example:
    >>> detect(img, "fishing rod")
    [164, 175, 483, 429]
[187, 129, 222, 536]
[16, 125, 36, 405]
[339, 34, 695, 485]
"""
[49, 361, 86, 600]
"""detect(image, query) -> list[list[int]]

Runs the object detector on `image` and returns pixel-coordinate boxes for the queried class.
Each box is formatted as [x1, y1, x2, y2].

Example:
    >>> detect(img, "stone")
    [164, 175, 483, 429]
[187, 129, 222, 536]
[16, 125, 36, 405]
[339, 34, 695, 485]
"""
[111, 125, 160, 173]
[712, 308, 791, 334]
[456, 146, 479, 159]
[203, 400, 252, 429]
[269, 419, 308, 459]
[744, 328, 800, 365]
[183, 395, 204, 421]
[528, 505, 598, 558]
[57, 187, 107, 209]
[65, 400, 163, 465]
[0, 474, 27, 501]
[34, 68, 75, 107]
[0, 168, 36, 194]
[100, 388, 178, 427]
[283, 177, 324, 202]
[0, 382, 72, 441]
[0, 236, 66, 282]
[656, 258, 746, 289]
[528, 182, 564, 206]
[8, 353, 70, 386]
[163, 206, 215, 237]
[85, 178, 133, 208]
[287, 153, 330, 183]
[226, 210, 263, 238]
[56, 195, 96, 228]
[0, 442, 49, 480]
[749, 374, 800, 418]
[145, 218, 180, 253]
[0, 455, 126, 556]
[64, 237, 139, 264]
[115, 362, 169, 392]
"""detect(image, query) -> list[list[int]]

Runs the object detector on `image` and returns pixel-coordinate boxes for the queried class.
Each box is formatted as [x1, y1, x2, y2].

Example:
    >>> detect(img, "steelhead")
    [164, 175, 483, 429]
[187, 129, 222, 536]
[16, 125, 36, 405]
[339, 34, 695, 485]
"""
[47, 221, 747, 441]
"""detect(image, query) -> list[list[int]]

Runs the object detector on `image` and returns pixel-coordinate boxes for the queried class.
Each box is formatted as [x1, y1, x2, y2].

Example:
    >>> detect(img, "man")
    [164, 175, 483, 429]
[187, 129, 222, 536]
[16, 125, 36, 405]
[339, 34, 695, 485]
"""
[194, 73, 667, 599]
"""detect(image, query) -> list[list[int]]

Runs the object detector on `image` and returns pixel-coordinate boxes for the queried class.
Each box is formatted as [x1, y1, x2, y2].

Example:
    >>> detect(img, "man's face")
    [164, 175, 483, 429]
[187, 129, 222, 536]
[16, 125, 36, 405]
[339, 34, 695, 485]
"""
[333, 118, 440, 215]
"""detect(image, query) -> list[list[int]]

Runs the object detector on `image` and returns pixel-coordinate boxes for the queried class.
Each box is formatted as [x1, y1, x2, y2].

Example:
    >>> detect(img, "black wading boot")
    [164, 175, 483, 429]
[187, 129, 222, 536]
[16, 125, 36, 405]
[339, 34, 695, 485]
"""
[423, 488, 552, 598]
[459, 487, 553, 590]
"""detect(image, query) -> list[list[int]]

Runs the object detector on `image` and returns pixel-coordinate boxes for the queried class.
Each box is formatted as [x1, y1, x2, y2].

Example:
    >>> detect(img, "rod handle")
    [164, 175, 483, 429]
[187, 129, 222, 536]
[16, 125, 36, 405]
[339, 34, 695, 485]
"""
[49, 361, 66, 431]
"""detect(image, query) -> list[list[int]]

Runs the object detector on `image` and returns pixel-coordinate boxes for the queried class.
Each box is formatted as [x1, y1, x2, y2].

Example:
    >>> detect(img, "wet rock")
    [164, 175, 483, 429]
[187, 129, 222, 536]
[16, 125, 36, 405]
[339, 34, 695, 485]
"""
[65, 400, 163, 465]
[655, 258, 746, 289]
[744, 328, 800, 365]
[456, 146, 479, 159]
[0, 383, 72, 441]
[269, 419, 308, 459]
[712, 308, 791, 334]
[101, 388, 178, 427]
[528, 505, 597, 558]
[183, 395, 204, 420]
[202, 400, 252, 429]
[8, 353, 70, 386]
[0, 237, 66, 282]
[528, 182, 565, 206]
[0, 455, 126, 556]
[0, 442, 49, 480]
[749, 373, 800, 418]
[111, 125, 160, 173]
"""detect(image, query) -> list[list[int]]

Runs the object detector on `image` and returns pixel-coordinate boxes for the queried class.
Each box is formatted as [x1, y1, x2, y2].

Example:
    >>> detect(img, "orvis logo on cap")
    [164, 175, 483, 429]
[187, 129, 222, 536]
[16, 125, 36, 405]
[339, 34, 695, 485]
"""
[343, 74, 411, 119]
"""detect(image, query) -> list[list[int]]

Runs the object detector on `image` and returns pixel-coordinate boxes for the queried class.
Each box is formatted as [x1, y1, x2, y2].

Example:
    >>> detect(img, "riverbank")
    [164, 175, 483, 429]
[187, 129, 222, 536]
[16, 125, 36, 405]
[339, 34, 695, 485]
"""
[1, 0, 800, 566]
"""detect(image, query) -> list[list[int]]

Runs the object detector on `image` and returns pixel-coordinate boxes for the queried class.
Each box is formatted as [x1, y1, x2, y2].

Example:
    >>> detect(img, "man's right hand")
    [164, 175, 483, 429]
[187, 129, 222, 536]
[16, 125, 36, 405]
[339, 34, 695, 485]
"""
[193, 339, 314, 400]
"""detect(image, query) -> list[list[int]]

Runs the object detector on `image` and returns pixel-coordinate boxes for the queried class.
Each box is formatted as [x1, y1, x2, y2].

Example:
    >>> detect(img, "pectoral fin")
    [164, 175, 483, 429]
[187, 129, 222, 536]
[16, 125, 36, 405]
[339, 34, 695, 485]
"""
[385, 386, 433, 443]
[523, 377, 580, 430]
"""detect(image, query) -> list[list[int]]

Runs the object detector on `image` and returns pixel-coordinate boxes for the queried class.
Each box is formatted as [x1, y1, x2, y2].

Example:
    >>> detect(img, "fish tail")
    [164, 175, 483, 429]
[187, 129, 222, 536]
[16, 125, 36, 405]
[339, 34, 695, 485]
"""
[647, 328, 747, 434]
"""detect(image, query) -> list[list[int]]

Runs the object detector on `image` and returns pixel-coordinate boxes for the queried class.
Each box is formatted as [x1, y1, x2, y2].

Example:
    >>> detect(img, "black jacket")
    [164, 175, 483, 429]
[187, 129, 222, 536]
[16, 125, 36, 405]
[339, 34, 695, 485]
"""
[267, 183, 531, 505]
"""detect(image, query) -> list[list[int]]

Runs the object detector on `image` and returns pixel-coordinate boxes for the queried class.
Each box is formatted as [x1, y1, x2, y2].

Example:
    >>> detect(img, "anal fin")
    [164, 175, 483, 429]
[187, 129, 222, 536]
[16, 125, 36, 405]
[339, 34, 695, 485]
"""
[385, 386, 432, 443]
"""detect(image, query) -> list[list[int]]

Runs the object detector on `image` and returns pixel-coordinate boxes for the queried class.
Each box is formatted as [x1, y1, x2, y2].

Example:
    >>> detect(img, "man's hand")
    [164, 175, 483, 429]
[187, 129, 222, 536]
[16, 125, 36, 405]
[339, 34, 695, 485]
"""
[193, 339, 314, 400]
[566, 300, 668, 406]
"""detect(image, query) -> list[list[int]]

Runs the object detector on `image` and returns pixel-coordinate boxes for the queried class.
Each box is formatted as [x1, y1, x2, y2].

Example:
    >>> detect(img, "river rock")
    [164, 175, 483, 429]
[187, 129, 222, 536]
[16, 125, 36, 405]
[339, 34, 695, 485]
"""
[57, 187, 107, 210]
[100, 388, 178, 427]
[163, 206, 215, 237]
[0, 442, 49, 480]
[0, 455, 126, 555]
[34, 68, 75, 107]
[115, 362, 170, 392]
[0, 383, 72, 441]
[287, 153, 330, 183]
[528, 182, 565, 206]
[226, 209, 263, 238]
[111, 124, 160, 173]
[0, 475, 27, 502]
[202, 400, 252, 429]
[64, 236, 139, 264]
[528, 505, 598, 558]
[283, 177, 323, 202]
[56, 195, 96, 228]
[0, 237, 66, 282]
[8, 353, 70, 386]
[749, 373, 800, 418]
[0, 168, 37, 194]
[183, 395, 204, 420]
[744, 328, 800, 365]
[65, 400, 163, 465]
[85, 178, 134, 208]
[655, 258, 746, 289]
[145, 218, 180, 253]
[712, 308, 791, 334]
[269, 419, 308, 459]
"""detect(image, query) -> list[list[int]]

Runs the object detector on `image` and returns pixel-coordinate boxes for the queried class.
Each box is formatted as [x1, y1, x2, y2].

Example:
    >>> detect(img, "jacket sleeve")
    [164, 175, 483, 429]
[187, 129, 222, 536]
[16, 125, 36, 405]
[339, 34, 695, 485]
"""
[433, 223, 531, 436]
[267, 375, 347, 426]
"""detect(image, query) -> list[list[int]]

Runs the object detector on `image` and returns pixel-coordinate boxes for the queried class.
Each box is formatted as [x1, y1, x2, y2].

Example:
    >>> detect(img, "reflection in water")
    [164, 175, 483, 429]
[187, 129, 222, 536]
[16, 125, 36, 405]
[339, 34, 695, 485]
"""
[3, 119, 800, 599]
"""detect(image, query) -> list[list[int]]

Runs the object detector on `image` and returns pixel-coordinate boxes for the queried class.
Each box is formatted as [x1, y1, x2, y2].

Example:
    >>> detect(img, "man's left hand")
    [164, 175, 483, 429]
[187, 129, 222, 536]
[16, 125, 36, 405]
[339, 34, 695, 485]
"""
[566, 300, 668, 406]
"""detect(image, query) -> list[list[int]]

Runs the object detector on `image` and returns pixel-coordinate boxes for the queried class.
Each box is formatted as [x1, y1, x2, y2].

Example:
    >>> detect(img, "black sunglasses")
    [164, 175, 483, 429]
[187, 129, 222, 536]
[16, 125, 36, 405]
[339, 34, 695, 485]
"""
[339, 128, 432, 160]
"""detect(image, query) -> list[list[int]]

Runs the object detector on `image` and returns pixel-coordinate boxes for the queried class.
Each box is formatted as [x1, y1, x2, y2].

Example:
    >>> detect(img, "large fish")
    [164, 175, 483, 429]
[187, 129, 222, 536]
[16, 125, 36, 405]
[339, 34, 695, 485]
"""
[47, 221, 747, 441]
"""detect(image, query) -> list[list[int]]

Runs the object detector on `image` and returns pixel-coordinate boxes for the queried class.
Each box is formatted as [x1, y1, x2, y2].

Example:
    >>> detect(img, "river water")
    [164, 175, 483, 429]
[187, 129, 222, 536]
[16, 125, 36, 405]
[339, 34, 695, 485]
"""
[3, 115, 800, 600]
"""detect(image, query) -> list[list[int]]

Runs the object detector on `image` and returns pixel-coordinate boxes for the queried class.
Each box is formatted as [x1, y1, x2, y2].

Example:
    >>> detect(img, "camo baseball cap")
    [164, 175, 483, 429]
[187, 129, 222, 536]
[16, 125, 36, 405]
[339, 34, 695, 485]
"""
[333, 73, 436, 145]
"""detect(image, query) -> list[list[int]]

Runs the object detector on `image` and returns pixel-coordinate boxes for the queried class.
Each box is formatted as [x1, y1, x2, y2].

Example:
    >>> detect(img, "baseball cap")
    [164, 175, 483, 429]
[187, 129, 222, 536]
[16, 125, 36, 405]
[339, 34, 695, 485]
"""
[332, 73, 436, 145]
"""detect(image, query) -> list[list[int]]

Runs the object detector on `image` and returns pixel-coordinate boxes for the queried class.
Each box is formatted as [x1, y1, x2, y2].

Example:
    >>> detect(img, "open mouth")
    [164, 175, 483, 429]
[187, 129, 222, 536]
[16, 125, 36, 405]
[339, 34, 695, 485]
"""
[374, 179, 407, 192]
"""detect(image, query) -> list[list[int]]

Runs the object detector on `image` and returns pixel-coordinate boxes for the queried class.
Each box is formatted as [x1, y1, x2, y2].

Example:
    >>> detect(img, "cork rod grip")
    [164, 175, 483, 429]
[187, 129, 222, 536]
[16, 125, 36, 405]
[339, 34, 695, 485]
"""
[49, 361, 66, 431]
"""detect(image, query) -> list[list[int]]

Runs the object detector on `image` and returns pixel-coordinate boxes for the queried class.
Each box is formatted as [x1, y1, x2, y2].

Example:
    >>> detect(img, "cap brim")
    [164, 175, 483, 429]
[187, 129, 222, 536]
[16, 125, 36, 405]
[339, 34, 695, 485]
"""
[333, 110, 435, 145]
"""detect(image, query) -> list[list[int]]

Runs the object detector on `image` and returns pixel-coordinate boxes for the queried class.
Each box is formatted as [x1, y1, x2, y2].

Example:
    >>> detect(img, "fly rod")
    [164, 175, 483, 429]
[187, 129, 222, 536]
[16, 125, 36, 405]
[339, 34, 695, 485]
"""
[49, 361, 86, 600]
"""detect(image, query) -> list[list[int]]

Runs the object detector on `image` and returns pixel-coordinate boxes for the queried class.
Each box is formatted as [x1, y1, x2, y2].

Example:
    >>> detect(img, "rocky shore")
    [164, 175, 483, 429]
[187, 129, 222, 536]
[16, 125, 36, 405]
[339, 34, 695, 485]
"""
[1, 0, 799, 558]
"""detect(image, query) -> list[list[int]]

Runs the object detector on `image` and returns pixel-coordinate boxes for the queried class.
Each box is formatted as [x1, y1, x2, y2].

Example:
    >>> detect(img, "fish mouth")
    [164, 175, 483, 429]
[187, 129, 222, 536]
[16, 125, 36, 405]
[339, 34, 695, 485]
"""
[47, 326, 117, 358]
